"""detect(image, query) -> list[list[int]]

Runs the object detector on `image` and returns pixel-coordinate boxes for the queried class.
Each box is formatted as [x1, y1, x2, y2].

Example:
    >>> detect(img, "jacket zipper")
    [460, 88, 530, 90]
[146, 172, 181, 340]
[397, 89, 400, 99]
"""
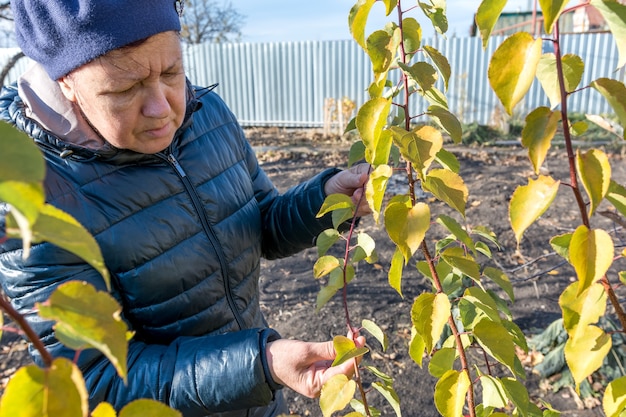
[161, 152, 245, 330]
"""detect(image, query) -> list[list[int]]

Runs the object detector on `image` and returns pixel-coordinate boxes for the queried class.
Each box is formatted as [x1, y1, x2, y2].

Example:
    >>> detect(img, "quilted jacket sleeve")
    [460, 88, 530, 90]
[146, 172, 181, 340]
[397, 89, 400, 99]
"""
[0, 234, 281, 416]
[240, 135, 341, 260]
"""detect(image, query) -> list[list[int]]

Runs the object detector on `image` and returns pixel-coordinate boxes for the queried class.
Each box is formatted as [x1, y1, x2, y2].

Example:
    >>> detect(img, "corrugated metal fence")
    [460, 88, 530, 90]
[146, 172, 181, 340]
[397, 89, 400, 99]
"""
[1, 33, 623, 127]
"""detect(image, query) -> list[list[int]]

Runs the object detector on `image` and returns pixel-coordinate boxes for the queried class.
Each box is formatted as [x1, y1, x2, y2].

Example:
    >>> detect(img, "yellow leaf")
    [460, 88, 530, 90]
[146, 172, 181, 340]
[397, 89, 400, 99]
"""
[559, 282, 607, 339]
[475, 0, 507, 48]
[536, 53, 584, 108]
[331, 335, 369, 367]
[488, 32, 542, 115]
[568, 226, 614, 295]
[348, 0, 377, 50]
[320, 374, 357, 417]
[388, 247, 404, 297]
[434, 370, 471, 417]
[591, 78, 626, 139]
[384, 201, 430, 263]
[314, 256, 342, 279]
[423, 169, 468, 217]
[577, 149, 611, 217]
[37, 282, 129, 381]
[119, 399, 181, 417]
[564, 325, 612, 392]
[411, 292, 451, 353]
[92, 403, 117, 417]
[366, 164, 393, 224]
[0, 358, 88, 417]
[391, 125, 443, 177]
[522, 107, 561, 174]
[604, 376, 626, 417]
[509, 175, 560, 244]
[356, 98, 392, 165]
[538, 0, 569, 34]
[590, 0, 626, 69]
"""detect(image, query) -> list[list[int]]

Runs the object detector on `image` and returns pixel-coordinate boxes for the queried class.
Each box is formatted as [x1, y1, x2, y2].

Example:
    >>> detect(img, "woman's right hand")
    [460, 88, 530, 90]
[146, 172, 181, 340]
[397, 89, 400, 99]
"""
[265, 335, 366, 398]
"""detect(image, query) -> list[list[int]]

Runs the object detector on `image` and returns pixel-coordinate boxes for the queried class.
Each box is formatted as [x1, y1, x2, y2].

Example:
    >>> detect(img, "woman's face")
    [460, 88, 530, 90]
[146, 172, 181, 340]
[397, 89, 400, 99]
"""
[58, 31, 187, 154]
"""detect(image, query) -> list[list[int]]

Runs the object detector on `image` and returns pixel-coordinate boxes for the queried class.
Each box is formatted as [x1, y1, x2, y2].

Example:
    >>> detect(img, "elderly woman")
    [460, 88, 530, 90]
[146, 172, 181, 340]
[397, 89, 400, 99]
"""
[0, 1, 368, 416]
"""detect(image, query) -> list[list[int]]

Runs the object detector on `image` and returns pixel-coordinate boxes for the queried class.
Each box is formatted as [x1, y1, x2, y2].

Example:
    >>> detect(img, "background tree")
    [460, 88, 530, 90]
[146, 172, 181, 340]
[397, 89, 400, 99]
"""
[181, 0, 245, 44]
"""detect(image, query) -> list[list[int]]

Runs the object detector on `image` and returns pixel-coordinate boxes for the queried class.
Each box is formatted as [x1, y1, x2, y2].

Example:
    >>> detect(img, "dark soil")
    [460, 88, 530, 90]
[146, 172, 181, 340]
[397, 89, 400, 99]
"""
[3, 127, 625, 416]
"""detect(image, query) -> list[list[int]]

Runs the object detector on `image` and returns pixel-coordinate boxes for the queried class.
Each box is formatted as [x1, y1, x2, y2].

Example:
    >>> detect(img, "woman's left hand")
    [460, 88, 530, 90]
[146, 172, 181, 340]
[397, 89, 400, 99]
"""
[324, 163, 371, 217]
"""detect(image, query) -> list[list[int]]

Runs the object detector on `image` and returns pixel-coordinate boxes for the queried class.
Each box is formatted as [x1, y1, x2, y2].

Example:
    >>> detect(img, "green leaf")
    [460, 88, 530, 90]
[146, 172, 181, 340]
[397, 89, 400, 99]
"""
[607, 180, 626, 217]
[11, 204, 110, 287]
[480, 375, 509, 409]
[0, 358, 88, 417]
[384, 201, 430, 263]
[538, 0, 569, 34]
[591, 78, 626, 139]
[0, 122, 46, 184]
[331, 335, 369, 367]
[399, 61, 438, 92]
[428, 347, 457, 378]
[388, 247, 404, 297]
[436, 214, 475, 255]
[367, 28, 401, 77]
[357, 98, 393, 164]
[591, 0, 626, 69]
[434, 370, 470, 417]
[435, 148, 461, 173]
[349, 0, 377, 50]
[423, 45, 451, 91]
[120, 399, 181, 417]
[37, 282, 129, 381]
[501, 377, 542, 417]
[362, 319, 389, 351]
[371, 382, 402, 417]
[440, 247, 481, 282]
[550, 232, 572, 260]
[320, 374, 356, 417]
[316, 284, 340, 311]
[365, 366, 393, 385]
[409, 327, 426, 366]
[391, 125, 443, 177]
[348, 141, 366, 167]
[474, 319, 517, 374]
[509, 175, 560, 244]
[483, 267, 514, 302]
[488, 32, 543, 115]
[366, 164, 393, 224]
[522, 107, 561, 174]
[411, 292, 451, 353]
[536, 53, 584, 108]
[317, 229, 340, 256]
[423, 169, 468, 217]
[564, 325, 612, 392]
[402, 17, 422, 56]
[427, 105, 463, 144]
[577, 149, 611, 217]
[604, 376, 626, 417]
[352, 232, 377, 263]
[475, 0, 507, 48]
[313, 255, 341, 279]
[559, 282, 607, 338]
[568, 226, 614, 295]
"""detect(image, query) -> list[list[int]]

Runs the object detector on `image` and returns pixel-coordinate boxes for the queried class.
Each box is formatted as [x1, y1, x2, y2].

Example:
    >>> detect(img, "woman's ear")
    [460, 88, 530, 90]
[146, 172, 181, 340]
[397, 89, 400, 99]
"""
[57, 76, 77, 103]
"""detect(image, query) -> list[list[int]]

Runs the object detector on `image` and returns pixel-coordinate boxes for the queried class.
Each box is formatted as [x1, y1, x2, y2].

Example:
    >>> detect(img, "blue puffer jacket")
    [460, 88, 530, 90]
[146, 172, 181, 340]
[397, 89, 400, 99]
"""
[0, 81, 337, 416]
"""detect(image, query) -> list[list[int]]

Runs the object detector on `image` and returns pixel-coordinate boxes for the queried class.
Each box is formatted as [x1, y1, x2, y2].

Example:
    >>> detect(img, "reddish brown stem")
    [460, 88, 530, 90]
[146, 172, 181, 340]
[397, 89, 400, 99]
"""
[0, 294, 52, 367]
[421, 241, 476, 417]
[553, 24, 626, 332]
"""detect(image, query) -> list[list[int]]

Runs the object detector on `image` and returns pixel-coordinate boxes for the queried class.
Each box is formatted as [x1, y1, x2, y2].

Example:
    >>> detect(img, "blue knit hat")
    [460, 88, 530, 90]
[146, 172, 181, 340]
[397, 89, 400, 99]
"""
[12, 0, 183, 80]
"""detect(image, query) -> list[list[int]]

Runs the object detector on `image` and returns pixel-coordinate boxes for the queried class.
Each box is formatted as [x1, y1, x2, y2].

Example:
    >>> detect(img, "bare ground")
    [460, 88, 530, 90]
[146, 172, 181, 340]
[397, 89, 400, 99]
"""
[3, 126, 626, 416]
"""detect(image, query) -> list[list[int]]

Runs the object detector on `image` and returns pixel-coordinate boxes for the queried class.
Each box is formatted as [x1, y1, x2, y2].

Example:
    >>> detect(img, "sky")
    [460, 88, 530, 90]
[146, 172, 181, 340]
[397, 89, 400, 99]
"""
[235, 0, 543, 43]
